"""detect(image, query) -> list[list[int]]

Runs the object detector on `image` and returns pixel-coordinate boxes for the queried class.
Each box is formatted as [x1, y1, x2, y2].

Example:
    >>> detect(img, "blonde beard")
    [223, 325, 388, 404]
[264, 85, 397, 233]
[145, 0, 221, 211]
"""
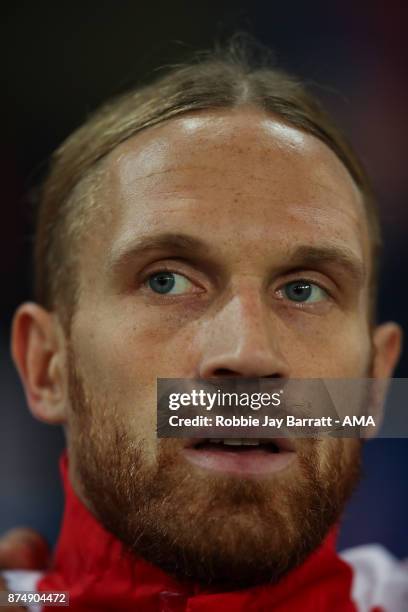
[66, 352, 362, 588]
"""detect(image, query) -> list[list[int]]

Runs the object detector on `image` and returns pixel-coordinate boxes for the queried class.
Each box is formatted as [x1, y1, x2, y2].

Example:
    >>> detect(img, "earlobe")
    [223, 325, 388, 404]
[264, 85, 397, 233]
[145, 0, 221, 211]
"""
[372, 322, 403, 379]
[11, 302, 67, 424]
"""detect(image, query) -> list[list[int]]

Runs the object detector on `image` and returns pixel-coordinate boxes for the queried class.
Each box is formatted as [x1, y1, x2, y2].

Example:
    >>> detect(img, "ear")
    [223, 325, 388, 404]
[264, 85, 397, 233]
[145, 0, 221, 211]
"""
[372, 321, 403, 379]
[364, 322, 403, 439]
[11, 302, 68, 424]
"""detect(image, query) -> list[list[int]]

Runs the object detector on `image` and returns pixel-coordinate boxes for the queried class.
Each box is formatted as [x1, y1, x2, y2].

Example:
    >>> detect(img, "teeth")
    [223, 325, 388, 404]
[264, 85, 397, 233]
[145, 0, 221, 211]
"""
[222, 439, 244, 446]
[203, 439, 281, 450]
[208, 438, 261, 446]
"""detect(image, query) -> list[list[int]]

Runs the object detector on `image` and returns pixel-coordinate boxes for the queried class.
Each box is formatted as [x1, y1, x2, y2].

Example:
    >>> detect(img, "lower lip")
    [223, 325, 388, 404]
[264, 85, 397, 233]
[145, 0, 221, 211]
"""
[182, 446, 296, 476]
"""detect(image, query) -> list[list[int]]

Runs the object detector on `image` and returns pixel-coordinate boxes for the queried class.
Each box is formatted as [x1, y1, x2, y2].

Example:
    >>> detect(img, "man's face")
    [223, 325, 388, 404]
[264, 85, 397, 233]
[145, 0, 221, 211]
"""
[66, 108, 371, 586]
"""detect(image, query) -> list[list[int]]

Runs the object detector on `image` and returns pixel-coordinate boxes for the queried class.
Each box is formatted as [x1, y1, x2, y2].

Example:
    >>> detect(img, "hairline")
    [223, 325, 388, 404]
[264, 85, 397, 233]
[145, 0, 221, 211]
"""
[61, 105, 377, 333]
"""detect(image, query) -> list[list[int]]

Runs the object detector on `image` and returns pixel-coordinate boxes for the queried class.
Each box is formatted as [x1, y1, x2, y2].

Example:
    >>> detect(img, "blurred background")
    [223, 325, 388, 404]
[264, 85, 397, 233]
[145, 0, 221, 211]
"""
[1, 1, 407, 556]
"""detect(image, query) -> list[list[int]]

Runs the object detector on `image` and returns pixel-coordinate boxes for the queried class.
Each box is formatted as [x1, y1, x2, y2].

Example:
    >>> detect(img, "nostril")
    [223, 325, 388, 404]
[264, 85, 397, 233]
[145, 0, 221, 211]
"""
[212, 368, 240, 377]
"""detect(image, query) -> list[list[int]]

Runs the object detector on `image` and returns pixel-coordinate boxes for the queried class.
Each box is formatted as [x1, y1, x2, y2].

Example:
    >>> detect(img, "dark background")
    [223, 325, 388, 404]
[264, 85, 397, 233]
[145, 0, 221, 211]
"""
[1, 1, 407, 556]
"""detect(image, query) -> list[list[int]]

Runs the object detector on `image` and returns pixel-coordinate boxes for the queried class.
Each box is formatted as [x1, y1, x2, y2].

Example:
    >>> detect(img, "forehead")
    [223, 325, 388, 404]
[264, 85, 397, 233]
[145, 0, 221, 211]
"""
[87, 108, 370, 272]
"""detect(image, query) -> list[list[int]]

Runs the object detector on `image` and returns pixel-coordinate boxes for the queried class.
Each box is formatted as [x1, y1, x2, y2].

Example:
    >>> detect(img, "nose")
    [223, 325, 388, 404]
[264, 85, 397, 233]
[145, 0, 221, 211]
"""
[197, 289, 290, 379]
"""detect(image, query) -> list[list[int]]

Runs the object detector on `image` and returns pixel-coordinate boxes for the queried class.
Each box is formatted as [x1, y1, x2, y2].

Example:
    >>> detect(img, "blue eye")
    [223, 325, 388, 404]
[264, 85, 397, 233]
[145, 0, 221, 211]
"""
[148, 271, 193, 295]
[283, 280, 327, 303]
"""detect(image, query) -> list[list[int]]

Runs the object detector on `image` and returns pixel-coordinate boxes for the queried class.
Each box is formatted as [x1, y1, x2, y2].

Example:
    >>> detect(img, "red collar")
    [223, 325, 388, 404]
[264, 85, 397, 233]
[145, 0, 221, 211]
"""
[38, 454, 356, 611]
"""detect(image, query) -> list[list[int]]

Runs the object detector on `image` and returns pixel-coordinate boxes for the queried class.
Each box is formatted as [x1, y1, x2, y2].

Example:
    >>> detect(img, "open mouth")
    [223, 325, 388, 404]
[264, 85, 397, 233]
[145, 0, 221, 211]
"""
[182, 438, 296, 476]
[194, 438, 281, 452]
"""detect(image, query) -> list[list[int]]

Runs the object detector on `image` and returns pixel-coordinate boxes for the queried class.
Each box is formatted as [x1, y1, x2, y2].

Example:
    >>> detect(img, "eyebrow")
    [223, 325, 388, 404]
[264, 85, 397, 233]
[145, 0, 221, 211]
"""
[108, 232, 366, 284]
[285, 244, 366, 285]
[108, 233, 210, 272]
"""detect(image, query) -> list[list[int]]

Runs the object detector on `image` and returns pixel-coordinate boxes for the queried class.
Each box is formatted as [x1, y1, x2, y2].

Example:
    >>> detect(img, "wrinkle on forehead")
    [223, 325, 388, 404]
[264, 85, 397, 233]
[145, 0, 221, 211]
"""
[91, 108, 371, 278]
[110, 109, 361, 197]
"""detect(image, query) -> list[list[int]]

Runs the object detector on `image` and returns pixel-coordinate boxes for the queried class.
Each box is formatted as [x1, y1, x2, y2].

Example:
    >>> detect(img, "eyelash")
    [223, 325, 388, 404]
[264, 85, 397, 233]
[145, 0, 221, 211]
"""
[276, 278, 331, 305]
[141, 266, 204, 295]
[142, 267, 333, 306]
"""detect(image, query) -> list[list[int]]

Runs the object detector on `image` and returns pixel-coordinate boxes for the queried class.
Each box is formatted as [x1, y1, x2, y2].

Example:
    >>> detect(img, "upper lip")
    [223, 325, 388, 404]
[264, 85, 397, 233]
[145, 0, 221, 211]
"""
[184, 437, 296, 452]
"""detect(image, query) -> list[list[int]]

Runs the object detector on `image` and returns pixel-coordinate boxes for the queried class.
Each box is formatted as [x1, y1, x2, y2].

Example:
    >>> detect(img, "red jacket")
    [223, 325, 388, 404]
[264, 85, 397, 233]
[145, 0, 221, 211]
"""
[38, 455, 357, 611]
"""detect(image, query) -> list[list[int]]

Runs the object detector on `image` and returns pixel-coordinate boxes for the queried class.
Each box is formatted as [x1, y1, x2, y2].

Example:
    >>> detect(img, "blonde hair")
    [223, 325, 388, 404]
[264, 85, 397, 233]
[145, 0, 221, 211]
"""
[35, 42, 381, 328]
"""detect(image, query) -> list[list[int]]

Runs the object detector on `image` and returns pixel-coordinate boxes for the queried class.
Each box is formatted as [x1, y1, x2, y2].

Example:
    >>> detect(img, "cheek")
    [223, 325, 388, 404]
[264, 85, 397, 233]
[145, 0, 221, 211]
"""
[280, 314, 372, 376]
[316, 438, 362, 480]
[73, 303, 194, 379]
[69, 307, 200, 448]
